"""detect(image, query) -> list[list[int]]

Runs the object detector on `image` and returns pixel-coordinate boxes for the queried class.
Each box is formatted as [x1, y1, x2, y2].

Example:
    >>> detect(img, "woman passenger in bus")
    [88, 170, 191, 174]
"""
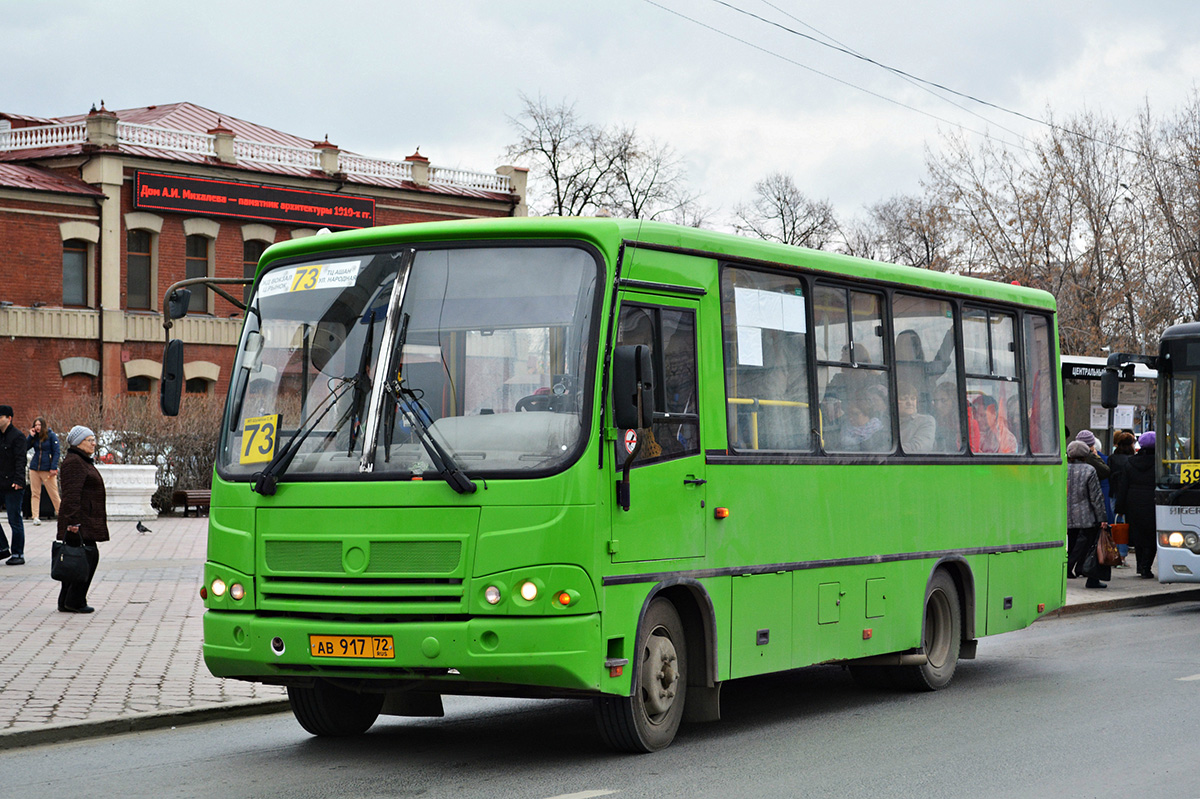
[973, 394, 1017, 454]
[841, 399, 888, 452]
[898, 386, 935, 453]
[932, 383, 961, 452]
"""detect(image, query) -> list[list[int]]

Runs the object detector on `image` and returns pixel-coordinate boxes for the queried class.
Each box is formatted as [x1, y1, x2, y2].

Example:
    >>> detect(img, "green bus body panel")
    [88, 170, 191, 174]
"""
[203, 217, 1065, 702]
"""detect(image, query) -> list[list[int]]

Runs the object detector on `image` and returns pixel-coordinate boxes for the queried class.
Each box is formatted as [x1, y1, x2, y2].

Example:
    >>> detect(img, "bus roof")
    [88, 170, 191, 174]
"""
[260, 217, 1057, 312]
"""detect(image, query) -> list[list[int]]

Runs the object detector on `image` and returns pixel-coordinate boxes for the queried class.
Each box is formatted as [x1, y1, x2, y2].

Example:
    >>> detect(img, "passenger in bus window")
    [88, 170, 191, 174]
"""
[898, 387, 935, 452]
[974, 394, 1017, 454]
[841, 400, 887, 451]
[932, 383, 961, 452]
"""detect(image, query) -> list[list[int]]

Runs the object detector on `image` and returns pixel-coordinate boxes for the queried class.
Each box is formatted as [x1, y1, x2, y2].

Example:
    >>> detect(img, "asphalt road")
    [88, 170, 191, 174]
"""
[7, 602, 1200, 799]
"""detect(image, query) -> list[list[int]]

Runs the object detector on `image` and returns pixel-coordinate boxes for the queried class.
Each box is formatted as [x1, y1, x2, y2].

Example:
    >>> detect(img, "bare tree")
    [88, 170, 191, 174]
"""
[1136, 92, 1200, 327]
[842, 194, 958, 270]
[504, 94, 619, 217]
[733, 172, 839, 249]
[922, 113, 1169, 355]
[604, 125, 706, 221]
[504, 95, 702, 221]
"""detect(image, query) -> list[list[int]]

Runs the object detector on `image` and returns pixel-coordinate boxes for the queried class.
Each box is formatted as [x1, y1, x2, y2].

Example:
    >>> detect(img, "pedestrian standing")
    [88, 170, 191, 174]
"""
[26, 416, 61, 524]
[1075, 430, 1112, 522]
[1067, 440, 1109, 588]
[0, 405, 26, 565]
[1115, 431, 1157, 579]
[56, 425, 109, 613]
[1108, 430, 1137, 562]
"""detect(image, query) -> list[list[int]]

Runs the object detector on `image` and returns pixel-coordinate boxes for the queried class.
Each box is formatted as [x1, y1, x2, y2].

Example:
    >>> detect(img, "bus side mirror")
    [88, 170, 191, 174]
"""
[161, 339, 184, 416]
[167, 289, 192, 320]
[1100, 368, 1120, 409]
[613, 345, 655, 430]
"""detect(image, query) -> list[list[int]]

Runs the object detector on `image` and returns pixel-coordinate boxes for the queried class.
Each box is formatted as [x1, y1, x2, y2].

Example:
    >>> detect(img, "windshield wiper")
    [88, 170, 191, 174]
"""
[386, 377, 476, 494]
[251, 377, 356, 496]
[347, 310, 377, 455]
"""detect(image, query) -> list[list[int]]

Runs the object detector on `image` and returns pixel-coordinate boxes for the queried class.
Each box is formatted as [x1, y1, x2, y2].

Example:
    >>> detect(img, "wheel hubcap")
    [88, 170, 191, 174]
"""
[641, 629, 679, 719]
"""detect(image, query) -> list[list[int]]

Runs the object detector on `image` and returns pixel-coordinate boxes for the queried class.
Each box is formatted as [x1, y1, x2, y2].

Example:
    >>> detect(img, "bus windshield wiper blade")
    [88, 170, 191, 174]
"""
[252, 377, 356, 496]
[387, 378, 476, 495]
[347, 310, 377, 455]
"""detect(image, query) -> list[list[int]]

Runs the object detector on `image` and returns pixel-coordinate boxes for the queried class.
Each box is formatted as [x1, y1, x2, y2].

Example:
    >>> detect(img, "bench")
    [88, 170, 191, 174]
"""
[172, 489, 211, 517]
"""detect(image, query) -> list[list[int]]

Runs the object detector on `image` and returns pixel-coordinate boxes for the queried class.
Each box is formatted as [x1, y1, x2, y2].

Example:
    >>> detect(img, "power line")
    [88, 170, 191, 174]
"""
[640, 0, 1036, 157]
[752, 0, 1038, 150]
[701, 0, 1192, 173]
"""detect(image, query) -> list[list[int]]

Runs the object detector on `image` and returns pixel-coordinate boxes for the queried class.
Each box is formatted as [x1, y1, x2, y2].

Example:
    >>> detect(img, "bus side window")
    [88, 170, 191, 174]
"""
[614, 303, 700, 464]
[720, 267, 812, 452]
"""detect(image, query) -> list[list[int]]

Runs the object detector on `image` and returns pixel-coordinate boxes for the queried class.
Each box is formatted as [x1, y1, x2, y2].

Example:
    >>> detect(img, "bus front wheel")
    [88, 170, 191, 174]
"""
[895, 570, 961, 691]
[287, 680, 384, 737]
[594, 597, 688, 753]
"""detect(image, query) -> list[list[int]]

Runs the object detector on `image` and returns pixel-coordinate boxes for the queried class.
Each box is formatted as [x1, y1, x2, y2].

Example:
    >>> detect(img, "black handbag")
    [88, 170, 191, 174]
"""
[51, 537, 90, 582]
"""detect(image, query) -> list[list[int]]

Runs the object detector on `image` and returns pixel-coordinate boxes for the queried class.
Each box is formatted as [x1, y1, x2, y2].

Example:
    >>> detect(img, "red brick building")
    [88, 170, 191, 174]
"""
[0, 102, 527, 417]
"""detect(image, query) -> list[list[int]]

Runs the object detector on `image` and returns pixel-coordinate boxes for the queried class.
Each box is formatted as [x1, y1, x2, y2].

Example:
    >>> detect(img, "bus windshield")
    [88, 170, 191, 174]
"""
[219, 244, 601, 481]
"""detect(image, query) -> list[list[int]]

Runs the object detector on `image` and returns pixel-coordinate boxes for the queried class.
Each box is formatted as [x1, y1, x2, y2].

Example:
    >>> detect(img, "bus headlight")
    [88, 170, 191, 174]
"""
[1184, 532, 1200, 551]
[519, 581, 538, 601]
[229, 583, 246, 601]
[211, 578, 227, 597]
[1167, 532, 1186, 548]
[484, 585, 503, 605]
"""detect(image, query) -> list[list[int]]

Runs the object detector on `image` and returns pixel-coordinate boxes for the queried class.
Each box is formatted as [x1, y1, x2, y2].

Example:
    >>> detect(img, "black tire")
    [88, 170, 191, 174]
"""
[594, 597, 687, 753]
[894, 570, 961, 691]
[287, 680, 384, 737]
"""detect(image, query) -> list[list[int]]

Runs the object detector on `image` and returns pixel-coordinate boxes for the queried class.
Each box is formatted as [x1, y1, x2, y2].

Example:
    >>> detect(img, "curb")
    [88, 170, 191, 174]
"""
[1046, 587, 1200, 618]
[0, 698, 290, 751]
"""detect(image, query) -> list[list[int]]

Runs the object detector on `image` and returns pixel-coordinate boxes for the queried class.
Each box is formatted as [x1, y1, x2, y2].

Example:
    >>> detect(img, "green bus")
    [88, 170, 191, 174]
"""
[161, 217, 1066, 752]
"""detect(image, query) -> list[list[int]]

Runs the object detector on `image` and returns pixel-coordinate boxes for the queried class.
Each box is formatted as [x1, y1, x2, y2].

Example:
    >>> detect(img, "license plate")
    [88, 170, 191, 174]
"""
[309, 635, 394, 659]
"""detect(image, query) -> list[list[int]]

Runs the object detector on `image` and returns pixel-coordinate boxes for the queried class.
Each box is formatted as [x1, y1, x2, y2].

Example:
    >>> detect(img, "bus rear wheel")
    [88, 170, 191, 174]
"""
[594, 597, 688, 753]
[895, 570, 961, 691]
[287, 680, 384, 736]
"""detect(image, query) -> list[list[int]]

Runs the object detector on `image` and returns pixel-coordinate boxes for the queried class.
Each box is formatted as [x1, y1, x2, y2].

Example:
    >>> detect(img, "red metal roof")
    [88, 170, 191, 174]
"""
[0, 164, 104, 196]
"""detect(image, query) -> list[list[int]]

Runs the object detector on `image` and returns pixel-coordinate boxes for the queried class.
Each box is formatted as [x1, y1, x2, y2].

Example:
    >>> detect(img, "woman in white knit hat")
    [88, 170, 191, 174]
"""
[55, 425, 109, 613]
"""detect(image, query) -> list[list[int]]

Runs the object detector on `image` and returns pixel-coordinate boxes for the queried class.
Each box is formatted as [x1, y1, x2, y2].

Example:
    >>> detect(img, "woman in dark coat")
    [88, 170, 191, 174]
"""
[1115, 431, 1157, 579]
[1067, 440, 1109, 588]
[56, 425, 109, 613]
[1108, 431, 1137, 561]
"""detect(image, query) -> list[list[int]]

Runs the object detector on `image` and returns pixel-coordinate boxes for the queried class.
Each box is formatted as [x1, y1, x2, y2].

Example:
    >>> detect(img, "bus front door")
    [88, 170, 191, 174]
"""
[609, 296, 706, 563]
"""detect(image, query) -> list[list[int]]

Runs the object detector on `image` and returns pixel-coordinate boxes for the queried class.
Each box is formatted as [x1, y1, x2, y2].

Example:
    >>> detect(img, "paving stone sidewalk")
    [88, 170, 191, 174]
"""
[0, 514, 284, 740]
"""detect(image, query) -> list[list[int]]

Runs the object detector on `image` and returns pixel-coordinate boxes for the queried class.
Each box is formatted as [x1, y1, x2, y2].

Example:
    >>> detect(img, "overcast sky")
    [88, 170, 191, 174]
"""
[8, 0, 1200, 226]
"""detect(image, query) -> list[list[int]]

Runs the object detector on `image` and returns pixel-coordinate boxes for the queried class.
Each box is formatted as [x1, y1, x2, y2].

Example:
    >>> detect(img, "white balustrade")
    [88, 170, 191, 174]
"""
[117, 122, 215, 156]
[339, 153, 413, 181]
[0, 122, 87, 151]
[2, 120, 515, 195]
[234, 139, 321, 169]
[430, 166, 513, 192]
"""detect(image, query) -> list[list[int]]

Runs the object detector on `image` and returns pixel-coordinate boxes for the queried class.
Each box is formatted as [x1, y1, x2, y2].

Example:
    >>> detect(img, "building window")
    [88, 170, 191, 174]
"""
[127, 376, 152, 394]
[244, 240, 268, 304]
[127, 230, 153, 310]
[185, 378, 209, 394]
[63, 239, 88, 306]
[186, 235, 210, 313]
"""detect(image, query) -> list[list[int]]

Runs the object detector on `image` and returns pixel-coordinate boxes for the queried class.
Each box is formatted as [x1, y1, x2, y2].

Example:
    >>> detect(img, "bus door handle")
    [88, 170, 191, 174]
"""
[684, 477, 707, 486]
